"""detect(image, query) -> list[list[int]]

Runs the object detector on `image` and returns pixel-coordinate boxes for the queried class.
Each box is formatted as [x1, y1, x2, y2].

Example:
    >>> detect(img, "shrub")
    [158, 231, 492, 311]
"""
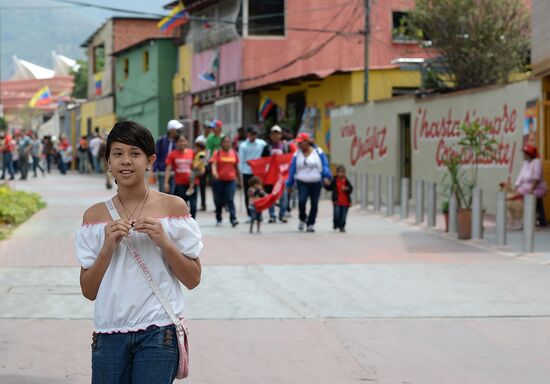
[0, 186, 46, 226]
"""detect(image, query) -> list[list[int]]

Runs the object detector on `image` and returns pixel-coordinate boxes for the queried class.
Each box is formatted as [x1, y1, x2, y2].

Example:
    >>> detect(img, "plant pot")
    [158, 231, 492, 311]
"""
[443, 212, 449, 232]
[457, 208, 472, 240]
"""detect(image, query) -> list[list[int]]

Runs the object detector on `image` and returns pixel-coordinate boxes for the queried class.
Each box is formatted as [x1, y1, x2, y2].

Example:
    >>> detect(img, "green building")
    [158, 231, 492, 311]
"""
[114, 38, 177, 139]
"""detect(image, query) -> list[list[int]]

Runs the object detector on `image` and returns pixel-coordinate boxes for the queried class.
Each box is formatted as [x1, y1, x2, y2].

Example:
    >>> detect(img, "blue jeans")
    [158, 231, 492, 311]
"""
[92, 155, 102, 173]
[174, 184, 197, 219]
[333, 205, 349, 229]
[157, 172, 175, 194]
[1, 152, 15, 179]
[58, 157, 67, 175]
[92, 324, 178, 384]
[268, 187, 288, 220]
[213, 179, 237, 223]
[297, 181, 322, 226]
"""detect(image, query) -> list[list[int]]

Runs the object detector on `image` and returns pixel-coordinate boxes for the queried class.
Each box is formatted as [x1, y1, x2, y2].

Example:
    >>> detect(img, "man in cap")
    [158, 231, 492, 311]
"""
[239, 125, 267, 219]
[261, 125, 296, 223]
[206, 119, 224, 157]
[154, 119, 182, 193]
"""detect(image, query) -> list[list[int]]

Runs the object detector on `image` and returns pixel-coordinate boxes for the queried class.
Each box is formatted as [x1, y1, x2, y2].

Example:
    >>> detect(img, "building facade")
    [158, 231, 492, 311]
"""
[80, 17, 168, 137]
[114, 38, 178, 139]
[166, 0, 432, 149]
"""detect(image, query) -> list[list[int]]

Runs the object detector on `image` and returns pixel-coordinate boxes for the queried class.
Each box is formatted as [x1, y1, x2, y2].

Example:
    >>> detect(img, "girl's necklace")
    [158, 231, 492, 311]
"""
[117, 187, 149, 224]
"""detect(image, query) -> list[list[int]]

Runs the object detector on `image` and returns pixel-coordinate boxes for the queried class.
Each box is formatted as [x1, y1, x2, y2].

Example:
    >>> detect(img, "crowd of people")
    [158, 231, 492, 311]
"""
[0, 130, 75, 180]
[153, 119, 353, 233]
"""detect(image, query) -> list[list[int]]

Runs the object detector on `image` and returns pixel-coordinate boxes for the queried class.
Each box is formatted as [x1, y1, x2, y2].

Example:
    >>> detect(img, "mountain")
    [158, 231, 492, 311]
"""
[0, 0, 167, 80]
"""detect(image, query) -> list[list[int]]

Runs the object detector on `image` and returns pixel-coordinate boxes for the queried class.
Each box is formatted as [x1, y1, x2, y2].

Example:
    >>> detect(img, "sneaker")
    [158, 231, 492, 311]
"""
[231, 221, 239, 228]
[306, 225, 315, 233]
[298, 221, 305, 231]
[215, 221, 222, 227]
[339, 227, 346, 233]
[268, 217, 276, 223]
[279, 217, 288, 223]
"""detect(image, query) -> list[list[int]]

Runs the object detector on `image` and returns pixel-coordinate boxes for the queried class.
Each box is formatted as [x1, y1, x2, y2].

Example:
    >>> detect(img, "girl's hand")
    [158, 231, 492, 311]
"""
[104, 219, 132, 251]
[133, 217, 169, 248]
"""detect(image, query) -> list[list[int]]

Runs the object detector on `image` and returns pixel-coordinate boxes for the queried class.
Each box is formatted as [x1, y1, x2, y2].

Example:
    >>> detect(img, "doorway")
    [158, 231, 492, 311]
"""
[399, 113, 412, 181]
[540, 77, 550, 221]
[286, 91, 306, 136]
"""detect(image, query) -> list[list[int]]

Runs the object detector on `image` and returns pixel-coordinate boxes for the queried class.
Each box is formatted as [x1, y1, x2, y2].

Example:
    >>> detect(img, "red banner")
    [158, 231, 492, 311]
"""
[247, 153, 293, 185]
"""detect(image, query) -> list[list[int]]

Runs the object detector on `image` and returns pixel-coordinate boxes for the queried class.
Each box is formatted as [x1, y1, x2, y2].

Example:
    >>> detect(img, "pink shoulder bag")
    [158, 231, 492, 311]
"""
[105, 200, 190, 379]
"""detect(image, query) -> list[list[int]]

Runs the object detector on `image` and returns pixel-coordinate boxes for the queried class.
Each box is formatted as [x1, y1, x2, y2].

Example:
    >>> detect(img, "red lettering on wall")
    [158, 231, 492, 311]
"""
[350, 126, 388, 167]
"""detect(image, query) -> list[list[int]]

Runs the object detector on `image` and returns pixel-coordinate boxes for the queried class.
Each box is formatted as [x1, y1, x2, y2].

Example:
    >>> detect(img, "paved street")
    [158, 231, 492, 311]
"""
[1, 172, 550, 383]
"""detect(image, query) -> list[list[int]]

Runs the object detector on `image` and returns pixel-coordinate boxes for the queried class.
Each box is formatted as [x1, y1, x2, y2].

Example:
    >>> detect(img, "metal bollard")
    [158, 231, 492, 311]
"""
[496, 191, 507, 246]
[386, 176, 395, 216]
[449, 194, 458, 233]
[427, 182, 437, 228]
[472, 187, 483, 240]
[360, 173, 368, 209]
[400, 178, 410, 219]
[353, 172, 361, 204]
[415, 180, 424, 224]
[523, 194, 536, 253]
[373, 174, 382, 211]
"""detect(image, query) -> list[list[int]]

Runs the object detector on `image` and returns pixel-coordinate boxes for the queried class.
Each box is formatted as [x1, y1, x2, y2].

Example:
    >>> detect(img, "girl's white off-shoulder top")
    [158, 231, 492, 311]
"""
[74, 216, 203, 333]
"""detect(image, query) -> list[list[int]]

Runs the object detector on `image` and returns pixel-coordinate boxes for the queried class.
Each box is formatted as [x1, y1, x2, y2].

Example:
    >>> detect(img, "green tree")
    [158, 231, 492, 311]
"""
[0, 116, 7, 131]
[71, 59, 88, 99]
[410, 0, 530, 90]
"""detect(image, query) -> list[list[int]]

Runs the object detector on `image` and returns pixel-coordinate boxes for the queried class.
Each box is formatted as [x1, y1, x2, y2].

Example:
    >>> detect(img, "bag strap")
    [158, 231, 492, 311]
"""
[105, 199, 182, 329]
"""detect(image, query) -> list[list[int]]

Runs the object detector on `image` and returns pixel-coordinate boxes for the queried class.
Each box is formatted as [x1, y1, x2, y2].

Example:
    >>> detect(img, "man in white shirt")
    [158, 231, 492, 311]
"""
[238, 126, 267, 218]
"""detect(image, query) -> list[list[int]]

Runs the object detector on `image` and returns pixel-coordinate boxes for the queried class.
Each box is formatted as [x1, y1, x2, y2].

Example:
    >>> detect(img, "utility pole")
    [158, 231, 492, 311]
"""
[364, 0, 370, 102]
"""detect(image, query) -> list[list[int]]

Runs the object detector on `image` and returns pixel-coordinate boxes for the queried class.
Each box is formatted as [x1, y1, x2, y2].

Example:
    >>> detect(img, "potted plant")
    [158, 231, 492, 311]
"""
[443, 121, 497, 239]
[441, 201, 449, 232]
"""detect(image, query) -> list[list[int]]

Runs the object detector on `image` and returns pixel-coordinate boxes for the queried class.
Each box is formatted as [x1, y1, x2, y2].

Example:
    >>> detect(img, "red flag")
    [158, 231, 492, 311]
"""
[247, 153, 293, 185]
[254, 168, 285, 212]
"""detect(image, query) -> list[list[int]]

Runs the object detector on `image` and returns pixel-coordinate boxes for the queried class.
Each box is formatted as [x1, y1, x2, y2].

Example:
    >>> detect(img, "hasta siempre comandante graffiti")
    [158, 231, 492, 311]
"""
[413, 105, 518, 173]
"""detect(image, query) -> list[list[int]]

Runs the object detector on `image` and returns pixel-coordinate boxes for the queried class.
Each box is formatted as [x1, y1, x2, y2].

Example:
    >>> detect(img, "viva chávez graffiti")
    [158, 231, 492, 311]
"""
[339, 123, 388, 166]
[413, 104, 518, 173]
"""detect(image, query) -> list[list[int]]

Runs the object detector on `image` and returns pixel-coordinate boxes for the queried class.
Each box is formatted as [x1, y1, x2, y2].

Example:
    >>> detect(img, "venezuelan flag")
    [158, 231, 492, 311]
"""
[158, 2, 189, 33]
[28, 86, 52, 108]
[94, 72, 103, 96]
[258, 97, 275, 121]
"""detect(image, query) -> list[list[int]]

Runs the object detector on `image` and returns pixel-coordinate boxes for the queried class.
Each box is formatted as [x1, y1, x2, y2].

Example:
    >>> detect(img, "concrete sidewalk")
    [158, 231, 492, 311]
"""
[2, 171, 550, 383]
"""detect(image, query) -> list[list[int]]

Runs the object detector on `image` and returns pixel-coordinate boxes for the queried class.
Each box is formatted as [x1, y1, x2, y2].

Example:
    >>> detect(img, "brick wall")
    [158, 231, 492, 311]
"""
[113, 19, 170, 53]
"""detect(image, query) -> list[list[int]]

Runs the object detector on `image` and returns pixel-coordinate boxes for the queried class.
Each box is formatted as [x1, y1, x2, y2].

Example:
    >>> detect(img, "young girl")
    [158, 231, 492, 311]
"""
[248, 175, 266, 234]
[326, 165, 353, 232]
[74, 121, 203, 383]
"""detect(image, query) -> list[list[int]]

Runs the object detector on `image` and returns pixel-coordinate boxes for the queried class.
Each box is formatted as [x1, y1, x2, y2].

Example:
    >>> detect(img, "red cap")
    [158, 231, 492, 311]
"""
[522, 144, 538, 158]
[295, 132, 312, 143]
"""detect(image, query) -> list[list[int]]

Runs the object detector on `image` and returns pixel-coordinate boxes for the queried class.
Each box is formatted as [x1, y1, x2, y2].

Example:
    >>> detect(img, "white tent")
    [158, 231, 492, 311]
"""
[52, 51, 80, 76]
[10, 56, 55, 80]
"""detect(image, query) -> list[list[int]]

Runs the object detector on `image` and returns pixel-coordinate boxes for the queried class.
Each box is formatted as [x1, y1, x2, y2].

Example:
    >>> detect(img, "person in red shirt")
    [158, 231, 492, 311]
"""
[165, 134, 198, 218]
[326, 165, 353, 232]
[1, 131, 16, 180]
[210, 135, 241, 227]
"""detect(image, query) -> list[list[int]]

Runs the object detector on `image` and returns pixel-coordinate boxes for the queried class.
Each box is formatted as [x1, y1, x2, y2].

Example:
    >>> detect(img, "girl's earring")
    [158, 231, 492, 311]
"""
[146, 167, 150, 171]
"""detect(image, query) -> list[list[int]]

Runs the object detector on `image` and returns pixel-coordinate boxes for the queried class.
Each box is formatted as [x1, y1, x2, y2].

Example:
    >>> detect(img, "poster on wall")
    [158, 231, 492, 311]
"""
[297, 107, 320, 137]
[524, 99, 537, 146]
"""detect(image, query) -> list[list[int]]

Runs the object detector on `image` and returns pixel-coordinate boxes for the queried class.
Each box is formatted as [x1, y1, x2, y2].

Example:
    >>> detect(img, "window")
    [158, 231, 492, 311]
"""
[143, 50, 149, 72]
[392, 11, 416, 42]
[123, 58, 129, 79]
[93, 45, 105, 72]
[248, 0, 285, 37]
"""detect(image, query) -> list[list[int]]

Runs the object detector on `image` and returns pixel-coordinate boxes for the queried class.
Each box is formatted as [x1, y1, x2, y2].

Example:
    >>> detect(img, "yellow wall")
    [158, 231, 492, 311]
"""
[80, 100, 116, 136]
[172, 44, 193, 111]
[260, 68, 422, 152]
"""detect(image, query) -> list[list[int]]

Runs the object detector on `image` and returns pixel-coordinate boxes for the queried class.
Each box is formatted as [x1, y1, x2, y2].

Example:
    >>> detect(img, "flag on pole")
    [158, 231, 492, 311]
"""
[158, 2, 189, 33]
[258, 97, 275, 121]
[28, 86, 52, 107]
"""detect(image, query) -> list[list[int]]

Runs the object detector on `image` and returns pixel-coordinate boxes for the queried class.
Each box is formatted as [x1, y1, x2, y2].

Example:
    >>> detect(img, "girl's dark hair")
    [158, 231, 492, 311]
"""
[175, 133, 189, 141]
[105, 121, 155, 160]
[248, 175, 262, 187]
